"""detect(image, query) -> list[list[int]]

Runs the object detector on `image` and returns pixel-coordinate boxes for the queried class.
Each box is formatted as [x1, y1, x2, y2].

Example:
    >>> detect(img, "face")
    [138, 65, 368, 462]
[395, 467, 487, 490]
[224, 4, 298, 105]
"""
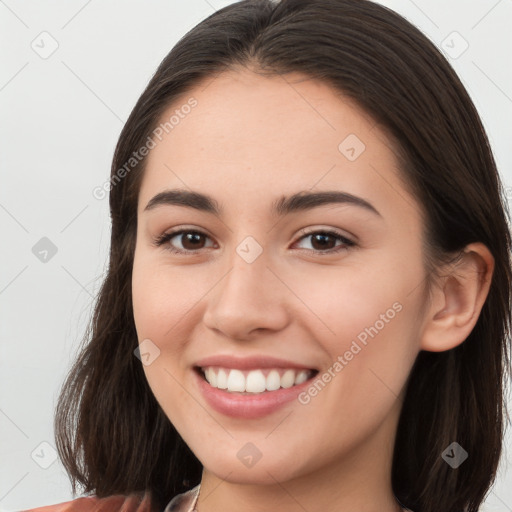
[132, 69, 428, 485]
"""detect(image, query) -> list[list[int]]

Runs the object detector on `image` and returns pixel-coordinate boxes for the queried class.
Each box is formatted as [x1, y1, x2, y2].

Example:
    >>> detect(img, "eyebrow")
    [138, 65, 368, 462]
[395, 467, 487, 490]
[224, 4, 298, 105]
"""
[143, 188, 382, 217]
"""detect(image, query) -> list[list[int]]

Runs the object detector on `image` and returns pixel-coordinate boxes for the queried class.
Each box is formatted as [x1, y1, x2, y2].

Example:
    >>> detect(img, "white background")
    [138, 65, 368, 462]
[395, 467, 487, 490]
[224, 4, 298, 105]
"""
[1, 0, 511, 510]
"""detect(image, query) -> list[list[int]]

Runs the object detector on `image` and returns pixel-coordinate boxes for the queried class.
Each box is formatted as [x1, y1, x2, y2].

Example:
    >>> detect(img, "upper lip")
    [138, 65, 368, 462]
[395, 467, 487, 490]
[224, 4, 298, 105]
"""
[194, 354, 318, 372]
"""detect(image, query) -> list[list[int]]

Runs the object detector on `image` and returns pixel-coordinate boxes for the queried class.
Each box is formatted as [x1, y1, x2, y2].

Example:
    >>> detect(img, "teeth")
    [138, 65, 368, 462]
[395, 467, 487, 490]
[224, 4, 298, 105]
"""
[227, 369, 246, 392]
[266, 370, 281, 391]
[246, 369, 266, 393]
[216, 368, 228, 389]
[202, 367, 314, 393]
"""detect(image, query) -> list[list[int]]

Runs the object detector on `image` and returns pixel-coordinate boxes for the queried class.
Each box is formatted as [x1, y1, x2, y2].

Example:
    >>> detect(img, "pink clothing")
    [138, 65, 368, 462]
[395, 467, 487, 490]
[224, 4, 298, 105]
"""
[20, 485, 200, 512]
[20, 492, 153, 512]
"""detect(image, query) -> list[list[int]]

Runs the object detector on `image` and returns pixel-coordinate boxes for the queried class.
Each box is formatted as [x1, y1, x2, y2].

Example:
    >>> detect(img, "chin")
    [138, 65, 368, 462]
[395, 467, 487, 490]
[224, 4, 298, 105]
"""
[198, 447, 308, 485]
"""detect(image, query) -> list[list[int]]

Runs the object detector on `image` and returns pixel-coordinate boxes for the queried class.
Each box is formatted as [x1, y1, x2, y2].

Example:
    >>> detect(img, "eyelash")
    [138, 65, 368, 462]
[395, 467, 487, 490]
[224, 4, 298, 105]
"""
[152, 227, 356, 256]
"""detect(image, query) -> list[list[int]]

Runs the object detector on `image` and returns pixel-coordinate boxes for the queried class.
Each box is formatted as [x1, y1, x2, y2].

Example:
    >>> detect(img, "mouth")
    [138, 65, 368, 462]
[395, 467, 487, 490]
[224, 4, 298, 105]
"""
[194, 366, 319, 395]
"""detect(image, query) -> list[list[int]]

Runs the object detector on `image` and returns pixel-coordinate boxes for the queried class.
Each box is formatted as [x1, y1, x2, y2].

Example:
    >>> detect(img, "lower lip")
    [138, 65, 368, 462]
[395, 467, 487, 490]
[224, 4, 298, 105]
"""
[193, 368, 317, 419]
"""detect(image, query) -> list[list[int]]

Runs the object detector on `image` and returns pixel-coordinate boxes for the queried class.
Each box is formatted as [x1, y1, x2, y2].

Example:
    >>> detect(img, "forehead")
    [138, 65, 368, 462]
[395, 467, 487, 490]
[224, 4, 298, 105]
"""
[138, 69, 417, 221]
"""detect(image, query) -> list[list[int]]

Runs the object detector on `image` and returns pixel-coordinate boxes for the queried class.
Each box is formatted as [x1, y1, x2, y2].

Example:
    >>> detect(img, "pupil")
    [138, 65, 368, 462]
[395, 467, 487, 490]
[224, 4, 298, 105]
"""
[183, 233, 203, 250]
[313, 233, 333, 250]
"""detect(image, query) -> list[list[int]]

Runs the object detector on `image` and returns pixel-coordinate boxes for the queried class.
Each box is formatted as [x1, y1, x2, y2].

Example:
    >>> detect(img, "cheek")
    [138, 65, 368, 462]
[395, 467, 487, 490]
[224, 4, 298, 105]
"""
[287, 255, 414, 336]
[132, 256, 202, 424]
[132, 254, 204, 340]
[297, 295, 418, 448]
[287, 250, 422, 381]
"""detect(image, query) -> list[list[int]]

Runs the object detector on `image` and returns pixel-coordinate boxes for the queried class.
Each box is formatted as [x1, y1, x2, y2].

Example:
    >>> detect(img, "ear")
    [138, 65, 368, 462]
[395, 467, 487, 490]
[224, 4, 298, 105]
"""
[420, 242, 495, 352]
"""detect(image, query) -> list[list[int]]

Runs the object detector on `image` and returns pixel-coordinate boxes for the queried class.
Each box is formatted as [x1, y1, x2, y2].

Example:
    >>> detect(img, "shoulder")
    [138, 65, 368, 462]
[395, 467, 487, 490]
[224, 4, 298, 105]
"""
[20, 491, 154, 512]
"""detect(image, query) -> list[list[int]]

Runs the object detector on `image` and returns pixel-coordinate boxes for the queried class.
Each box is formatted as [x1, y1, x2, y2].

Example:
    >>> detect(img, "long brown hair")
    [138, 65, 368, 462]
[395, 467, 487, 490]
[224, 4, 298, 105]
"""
[54, 1, 512, 511]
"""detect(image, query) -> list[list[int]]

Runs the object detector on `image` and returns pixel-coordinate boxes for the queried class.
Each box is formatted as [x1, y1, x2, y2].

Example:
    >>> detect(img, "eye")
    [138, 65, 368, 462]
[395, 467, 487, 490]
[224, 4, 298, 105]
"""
[153, 227, 356, 256]
[152, 229, 215, 254]
[293, 228, 356, 255]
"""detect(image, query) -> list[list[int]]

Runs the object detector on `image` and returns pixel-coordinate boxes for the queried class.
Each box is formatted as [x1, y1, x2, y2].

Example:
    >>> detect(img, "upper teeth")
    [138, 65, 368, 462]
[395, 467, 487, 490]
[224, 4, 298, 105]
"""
[202, 367, 314, 393]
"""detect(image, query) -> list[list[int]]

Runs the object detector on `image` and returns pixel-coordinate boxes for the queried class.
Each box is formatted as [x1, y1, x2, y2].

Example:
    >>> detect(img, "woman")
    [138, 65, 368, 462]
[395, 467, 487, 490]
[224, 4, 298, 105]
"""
[23, 0, 511, 511]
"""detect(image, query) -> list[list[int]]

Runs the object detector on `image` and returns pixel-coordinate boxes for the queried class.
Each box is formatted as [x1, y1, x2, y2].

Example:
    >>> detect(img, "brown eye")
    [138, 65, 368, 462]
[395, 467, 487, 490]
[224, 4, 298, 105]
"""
[176, 232, 207, 251]
[153, 229, 215, 254]
[294, 229, 355, 254]
[153, 228, 355, 256]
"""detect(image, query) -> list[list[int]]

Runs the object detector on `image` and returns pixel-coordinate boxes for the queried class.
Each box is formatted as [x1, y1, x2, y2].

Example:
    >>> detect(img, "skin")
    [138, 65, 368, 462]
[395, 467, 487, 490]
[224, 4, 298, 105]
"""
[131, 68, 494, 512]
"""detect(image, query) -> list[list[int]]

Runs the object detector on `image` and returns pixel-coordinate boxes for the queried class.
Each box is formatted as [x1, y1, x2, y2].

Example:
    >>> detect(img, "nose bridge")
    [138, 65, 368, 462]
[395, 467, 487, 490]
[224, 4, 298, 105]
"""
[219, 238, 273, 308]
[203, 235, 289, 337]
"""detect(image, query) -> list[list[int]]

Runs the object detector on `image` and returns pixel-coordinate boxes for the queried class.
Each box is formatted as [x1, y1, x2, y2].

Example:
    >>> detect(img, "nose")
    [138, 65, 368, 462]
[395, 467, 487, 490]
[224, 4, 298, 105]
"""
[202, 249, 290, 340]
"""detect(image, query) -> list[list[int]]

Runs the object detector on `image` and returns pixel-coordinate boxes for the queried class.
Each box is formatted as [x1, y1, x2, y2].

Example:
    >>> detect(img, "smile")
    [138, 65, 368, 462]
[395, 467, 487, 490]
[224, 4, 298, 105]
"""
[197, 366, 318, 394]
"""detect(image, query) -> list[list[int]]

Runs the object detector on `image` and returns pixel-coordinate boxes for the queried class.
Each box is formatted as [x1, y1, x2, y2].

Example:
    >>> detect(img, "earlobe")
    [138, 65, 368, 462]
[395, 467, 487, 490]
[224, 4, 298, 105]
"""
[420, 242, 495, 352]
